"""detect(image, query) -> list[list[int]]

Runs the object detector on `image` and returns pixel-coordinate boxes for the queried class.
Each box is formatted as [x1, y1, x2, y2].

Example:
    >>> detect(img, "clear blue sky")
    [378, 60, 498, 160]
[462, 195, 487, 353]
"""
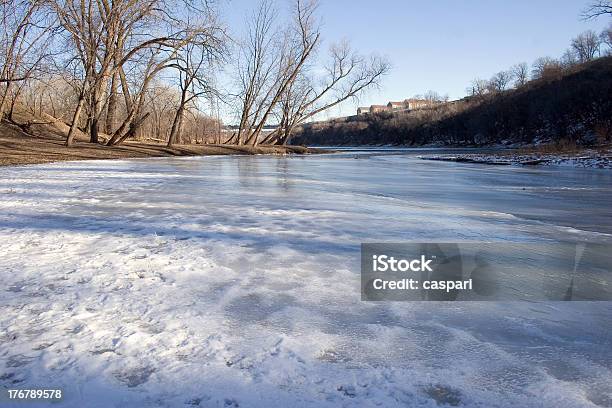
[220, 0, 610, 120]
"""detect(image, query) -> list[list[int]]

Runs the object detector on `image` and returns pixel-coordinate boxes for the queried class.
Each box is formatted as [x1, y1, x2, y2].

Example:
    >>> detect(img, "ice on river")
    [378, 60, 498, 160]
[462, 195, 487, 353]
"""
[1, 151, 611, 407]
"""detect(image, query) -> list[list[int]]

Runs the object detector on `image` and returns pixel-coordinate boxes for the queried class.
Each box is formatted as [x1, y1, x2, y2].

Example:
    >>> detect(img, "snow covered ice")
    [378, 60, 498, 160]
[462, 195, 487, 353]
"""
[1, 150, 612, 407]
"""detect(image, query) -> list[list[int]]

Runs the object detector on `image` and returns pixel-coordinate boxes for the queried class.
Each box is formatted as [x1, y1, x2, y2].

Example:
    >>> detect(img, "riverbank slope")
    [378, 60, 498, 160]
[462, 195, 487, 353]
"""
[0, 112, 315, 167]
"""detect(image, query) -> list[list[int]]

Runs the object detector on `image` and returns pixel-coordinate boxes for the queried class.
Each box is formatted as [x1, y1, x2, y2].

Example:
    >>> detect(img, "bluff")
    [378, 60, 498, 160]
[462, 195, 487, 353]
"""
[291, 57, 612, 147]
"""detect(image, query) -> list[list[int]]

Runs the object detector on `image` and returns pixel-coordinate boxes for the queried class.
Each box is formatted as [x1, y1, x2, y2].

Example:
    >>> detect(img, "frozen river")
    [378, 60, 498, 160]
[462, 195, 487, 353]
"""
[1, 149, 611, 407]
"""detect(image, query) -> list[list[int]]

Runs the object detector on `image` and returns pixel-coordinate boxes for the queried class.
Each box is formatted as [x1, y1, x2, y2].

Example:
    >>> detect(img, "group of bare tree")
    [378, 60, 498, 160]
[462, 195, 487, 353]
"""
[465, 1, 612, 99]
[0, 0, 56, 122]
[1, 0, 389, 148]
[530, 25, 611, 77]
[56, 0, 227, 147]
[0, 0, 228, 147]
[467, 22, 611, 99]
[230, 0, 389, 146]
[410, 90, 449, 104]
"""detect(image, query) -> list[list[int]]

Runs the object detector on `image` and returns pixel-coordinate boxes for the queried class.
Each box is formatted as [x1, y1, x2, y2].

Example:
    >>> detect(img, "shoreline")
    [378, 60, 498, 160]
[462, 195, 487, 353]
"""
[417, 146, 612, 169]
[0, 133, 325, 167]
[2, 127, 609, 169]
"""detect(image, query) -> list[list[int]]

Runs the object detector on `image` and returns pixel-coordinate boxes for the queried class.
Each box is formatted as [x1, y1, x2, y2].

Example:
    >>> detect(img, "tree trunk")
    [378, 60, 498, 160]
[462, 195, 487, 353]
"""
[278, 127, 291, 145]
[224, 132, 236, 144]
[167, 105, 184, 147]
[89, 92, 100, 144]
[105, 71, 118, 134]
[118, 66, 133, 111]
[90, 69, 111, 144]
[65, 96, 86, 147]
[90, 115, 99, 144]
[0, 83, 12, 122]
[168, 89, 187, 147]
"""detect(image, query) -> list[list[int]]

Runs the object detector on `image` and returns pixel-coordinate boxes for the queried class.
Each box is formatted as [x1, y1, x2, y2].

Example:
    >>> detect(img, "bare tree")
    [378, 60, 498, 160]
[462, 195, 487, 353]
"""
[421, 90, 447, 103]
[531, 57, 562, 79]
[233, 0, 281, 145]
[488, 70, 512, 92]
[560, 49, 578, 67]
[55, 0, 215, 146]
[55, 0, 116, 145]
[262, 41, 390, 145]
[510, 62, 529, 87]
[571, 30, 601, 62]
[582, 0, 612, 19]
[104, 49, 176, 146]
[0, 0, 56, 121]
[466, 78, 489, 98]
[235, 0, 320, 146]
[20, 72, 79, 120]
[235, 0, 388, 146]
[166, 28, 226, 147]
[144, 83, 180, 141]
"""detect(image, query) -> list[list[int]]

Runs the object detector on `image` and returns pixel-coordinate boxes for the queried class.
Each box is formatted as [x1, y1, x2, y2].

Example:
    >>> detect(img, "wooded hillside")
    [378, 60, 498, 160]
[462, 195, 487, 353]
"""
[291, 57, 612, 147]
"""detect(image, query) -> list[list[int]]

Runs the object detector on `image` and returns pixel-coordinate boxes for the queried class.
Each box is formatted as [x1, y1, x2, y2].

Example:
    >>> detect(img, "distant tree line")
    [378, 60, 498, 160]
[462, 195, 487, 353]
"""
[467, 25, 612, 99]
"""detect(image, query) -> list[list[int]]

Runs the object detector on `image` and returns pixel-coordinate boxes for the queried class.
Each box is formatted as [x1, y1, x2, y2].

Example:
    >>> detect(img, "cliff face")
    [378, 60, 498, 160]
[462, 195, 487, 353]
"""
[291, 57, 612, 147]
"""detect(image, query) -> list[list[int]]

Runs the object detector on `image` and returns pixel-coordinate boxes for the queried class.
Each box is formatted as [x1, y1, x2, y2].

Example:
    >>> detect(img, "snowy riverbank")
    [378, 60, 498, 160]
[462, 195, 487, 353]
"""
[418, 147, 612, 169]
